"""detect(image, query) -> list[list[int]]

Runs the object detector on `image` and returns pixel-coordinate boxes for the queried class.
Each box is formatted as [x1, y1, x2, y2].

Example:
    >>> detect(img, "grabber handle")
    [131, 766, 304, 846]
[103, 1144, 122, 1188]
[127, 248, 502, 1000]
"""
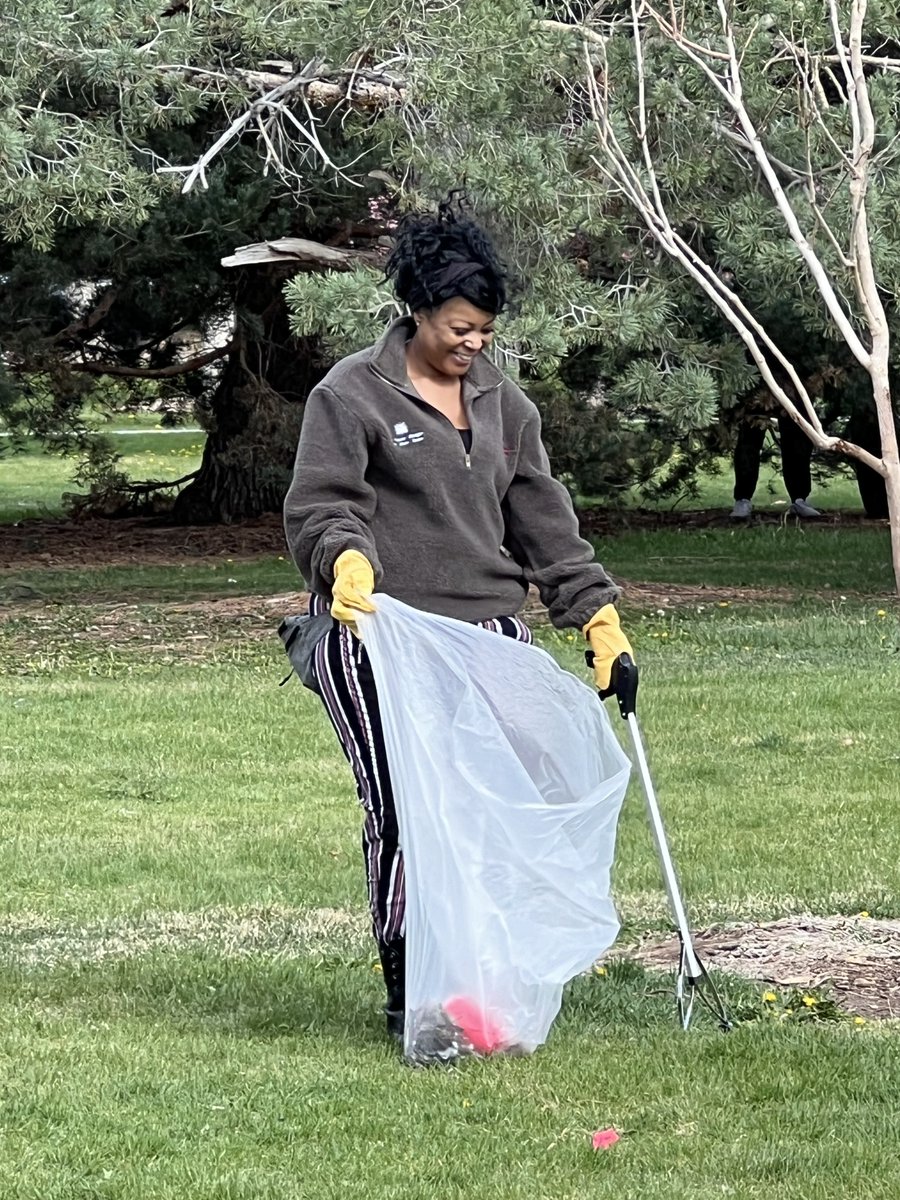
[585, 649, 639, 718]
[604, 652, 639, 719]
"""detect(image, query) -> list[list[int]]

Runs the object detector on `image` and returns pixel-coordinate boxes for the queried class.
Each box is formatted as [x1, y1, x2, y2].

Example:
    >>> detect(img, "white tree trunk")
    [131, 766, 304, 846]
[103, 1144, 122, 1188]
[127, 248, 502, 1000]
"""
[873, 372, 900, 593]
[885, 463, 900, 596]
[580, 0, 900, 593]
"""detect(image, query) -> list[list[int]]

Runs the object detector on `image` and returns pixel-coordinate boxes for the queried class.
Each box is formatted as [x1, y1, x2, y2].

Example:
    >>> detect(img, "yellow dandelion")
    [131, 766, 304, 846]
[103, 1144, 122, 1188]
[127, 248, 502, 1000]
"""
[802, 995, 817, 1008]
[462, 1099, 473, 1108]
[763, 991, 777, 1003]
[876, 609, 887, 618]
[718, 601, 731, 608]
[567, 634, 575, 641]
[854, 1017, 866, 1026]
[372, 963, 383, 973]
[594, 965, 607, 976]
[859, 910, 871, 919]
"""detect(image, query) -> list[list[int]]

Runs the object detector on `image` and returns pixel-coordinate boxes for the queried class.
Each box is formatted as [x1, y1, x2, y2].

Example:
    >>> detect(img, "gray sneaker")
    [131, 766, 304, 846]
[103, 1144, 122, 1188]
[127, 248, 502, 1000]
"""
[789, 498, 821, 518]
[730, 498, 753, 520]
[405, 1004, 473, 1065]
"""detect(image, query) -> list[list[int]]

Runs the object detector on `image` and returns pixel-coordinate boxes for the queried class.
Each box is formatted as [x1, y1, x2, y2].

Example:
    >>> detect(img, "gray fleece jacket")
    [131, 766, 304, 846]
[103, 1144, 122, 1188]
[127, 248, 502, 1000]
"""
[283, 317, 619, 628]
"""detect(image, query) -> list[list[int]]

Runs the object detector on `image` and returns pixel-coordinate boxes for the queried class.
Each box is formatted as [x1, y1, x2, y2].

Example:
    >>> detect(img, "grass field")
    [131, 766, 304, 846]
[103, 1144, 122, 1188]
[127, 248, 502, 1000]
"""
[1, 519, 894, 606]
[614, 455, 865, 513]
[1, 426, 899, 1198]
[0, 424, 204, 523]
[0, 421, 870, 524]
[2, 575, 899, 1197]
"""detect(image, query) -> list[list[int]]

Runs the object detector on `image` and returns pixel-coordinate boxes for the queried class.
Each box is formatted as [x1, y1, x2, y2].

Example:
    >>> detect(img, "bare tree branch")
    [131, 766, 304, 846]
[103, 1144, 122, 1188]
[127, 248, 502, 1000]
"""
[586, 32, 843, 454]
[127, 470, 200, 494]
[840, 0, 900, 579]
[533, 19, 612, 47]
[833, 0, 881, 320]
[157, 65, 404, 194]
[54, 287, 119, 342]
[587, 0, 900, 589]
[643, 3, 732, 61]
[72, 342, 233, 378]
[220, 237, 382, 270]
[645, 0, 872, 369]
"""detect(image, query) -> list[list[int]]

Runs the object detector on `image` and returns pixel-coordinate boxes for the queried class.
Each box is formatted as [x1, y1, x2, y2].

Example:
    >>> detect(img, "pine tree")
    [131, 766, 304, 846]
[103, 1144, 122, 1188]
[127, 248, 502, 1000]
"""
[0, 1, 387, 519]
[6, 0, 898, 531]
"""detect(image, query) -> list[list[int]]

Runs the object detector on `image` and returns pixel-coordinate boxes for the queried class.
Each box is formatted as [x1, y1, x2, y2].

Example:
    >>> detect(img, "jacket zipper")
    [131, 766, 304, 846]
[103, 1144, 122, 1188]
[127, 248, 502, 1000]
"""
[461, 393, 472, 471]
[371, 363, 475, 469]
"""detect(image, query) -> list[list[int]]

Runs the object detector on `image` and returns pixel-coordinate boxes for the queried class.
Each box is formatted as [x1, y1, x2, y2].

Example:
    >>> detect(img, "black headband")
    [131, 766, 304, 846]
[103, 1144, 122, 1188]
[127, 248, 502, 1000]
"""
[433, 261, 486, 291]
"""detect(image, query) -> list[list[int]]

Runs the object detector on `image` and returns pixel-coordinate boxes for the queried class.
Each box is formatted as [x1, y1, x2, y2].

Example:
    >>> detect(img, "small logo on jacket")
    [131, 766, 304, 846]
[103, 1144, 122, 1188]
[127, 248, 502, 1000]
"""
[393, 422, 425, 447]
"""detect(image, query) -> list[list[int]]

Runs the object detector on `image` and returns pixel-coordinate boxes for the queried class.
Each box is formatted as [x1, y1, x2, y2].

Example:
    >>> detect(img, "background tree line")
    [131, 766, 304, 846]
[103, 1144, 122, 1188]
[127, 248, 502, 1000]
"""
[1, 0, 897, 533]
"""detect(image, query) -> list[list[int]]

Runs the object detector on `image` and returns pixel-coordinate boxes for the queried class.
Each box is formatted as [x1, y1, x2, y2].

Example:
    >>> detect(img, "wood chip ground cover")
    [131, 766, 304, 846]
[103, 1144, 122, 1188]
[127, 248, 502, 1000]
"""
[630, 915, 900, 1020]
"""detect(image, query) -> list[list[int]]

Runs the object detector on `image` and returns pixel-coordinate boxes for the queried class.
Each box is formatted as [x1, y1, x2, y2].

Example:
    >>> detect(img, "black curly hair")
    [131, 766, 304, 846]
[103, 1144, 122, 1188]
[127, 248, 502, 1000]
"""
[384, 196, 508, 316]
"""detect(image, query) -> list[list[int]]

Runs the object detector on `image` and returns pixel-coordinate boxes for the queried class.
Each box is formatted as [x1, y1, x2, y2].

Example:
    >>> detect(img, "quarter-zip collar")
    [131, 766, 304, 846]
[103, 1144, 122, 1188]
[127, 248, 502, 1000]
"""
[369, 316, 505, 402]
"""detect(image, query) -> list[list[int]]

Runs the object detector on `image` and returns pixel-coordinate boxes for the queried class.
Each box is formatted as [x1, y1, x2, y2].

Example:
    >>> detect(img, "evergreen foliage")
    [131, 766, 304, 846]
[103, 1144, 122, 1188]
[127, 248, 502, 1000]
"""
[2, 0, 899, 517]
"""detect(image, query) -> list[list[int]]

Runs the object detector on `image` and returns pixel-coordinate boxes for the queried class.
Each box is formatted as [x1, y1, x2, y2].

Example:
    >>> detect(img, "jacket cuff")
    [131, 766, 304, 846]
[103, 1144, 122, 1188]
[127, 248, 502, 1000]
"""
[558, 585, 621, 631]
[320, 536, 383, 588]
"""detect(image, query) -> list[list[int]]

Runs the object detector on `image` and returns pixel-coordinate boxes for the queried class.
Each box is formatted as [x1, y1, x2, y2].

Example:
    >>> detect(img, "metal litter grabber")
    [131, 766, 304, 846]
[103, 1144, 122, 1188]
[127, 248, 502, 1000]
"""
[592, 650, 732, 1032]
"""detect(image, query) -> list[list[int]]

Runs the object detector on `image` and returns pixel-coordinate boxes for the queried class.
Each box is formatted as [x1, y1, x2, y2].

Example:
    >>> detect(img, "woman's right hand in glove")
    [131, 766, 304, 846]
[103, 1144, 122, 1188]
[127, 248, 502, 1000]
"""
[331, 549, 376, 634]
[583, 604, 634, 695]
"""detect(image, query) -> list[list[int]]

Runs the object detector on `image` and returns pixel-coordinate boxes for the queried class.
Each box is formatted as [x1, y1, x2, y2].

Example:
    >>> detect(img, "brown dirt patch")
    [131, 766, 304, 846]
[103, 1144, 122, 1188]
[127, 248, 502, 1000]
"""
[1, 507, 887, 572]
[0, 582, 801, 635]
[3, 510, 890, 611]
[0, 514, 287, 570]
[615, 580, 799, 608]
[631, 915, 900, 1020]
[579, 506, 888, 536]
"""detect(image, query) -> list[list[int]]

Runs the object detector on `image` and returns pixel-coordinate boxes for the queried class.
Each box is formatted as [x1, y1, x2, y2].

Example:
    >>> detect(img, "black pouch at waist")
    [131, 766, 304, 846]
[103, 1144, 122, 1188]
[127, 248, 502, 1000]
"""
[277, 612, 333, 695]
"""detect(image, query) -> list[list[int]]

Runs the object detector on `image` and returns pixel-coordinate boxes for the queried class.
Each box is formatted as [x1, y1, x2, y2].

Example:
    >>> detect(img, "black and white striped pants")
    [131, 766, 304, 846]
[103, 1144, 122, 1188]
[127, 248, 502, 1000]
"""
[309, 594, 533, 944]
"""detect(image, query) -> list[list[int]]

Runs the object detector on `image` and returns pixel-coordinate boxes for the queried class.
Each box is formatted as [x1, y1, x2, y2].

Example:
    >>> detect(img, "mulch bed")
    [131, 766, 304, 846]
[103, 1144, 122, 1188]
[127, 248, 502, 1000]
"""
[630, 915, 900, 1020]
[0, 514, 288, 570]
[0, 507, 886, 572]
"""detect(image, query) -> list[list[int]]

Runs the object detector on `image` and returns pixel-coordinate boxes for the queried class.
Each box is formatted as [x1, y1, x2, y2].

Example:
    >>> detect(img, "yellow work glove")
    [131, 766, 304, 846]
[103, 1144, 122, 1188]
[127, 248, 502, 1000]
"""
[331, 549, 376, 634]
[583, 604, 634, 694]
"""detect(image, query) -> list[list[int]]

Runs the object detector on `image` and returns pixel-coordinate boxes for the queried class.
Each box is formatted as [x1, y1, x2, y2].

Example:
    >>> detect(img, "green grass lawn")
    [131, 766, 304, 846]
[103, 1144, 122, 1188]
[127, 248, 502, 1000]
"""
[2, 520, 893, 605]
[0, 426, 204, 522]
[607, 524, 894, 594]
[0, 556, 301, 604]
[2, 425, 898, 1197]
[615, 459, 865, 513]
[2, 587, 899, 1198]
[0, 422, 871, 526]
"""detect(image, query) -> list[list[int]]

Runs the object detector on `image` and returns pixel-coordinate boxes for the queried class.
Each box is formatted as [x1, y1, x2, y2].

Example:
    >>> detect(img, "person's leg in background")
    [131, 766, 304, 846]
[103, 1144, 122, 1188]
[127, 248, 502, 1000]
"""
[778, 411, 820, 517]
[731, 418, 767, 520]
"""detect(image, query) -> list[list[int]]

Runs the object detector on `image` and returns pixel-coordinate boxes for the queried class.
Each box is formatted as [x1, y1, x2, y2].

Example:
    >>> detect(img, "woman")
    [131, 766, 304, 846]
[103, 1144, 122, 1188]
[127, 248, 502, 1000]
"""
[283, 203, 633, 1042]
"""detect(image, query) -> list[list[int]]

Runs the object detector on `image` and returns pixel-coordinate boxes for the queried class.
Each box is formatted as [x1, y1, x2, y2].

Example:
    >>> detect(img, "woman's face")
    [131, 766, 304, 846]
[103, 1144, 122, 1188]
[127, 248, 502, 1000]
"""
[413, 297, 496, 378]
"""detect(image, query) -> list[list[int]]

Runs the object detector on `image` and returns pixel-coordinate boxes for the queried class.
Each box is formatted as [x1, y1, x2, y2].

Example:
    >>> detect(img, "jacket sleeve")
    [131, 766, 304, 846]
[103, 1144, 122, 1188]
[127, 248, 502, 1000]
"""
[502, 406, 619, 629]
[283, 385, 383, 591]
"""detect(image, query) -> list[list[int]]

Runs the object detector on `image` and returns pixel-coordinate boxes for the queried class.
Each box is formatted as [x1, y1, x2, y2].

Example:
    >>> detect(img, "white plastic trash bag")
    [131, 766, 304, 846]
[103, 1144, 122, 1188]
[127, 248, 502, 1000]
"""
[358, 595, 631, 1064]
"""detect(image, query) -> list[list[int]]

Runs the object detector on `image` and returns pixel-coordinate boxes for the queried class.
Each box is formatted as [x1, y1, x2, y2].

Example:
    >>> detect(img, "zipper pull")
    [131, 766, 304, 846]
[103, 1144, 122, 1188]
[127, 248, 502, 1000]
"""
[465, 452, 471, 470]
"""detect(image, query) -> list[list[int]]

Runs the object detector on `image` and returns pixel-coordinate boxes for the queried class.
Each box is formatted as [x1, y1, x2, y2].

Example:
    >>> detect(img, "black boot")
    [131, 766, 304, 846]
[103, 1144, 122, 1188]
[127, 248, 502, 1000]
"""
[377, 937, 405, 1044]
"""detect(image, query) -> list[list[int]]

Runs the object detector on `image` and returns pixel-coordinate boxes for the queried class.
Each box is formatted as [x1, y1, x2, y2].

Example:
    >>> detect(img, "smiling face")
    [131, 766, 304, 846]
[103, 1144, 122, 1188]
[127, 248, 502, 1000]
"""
[411, 297, 496, 378]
